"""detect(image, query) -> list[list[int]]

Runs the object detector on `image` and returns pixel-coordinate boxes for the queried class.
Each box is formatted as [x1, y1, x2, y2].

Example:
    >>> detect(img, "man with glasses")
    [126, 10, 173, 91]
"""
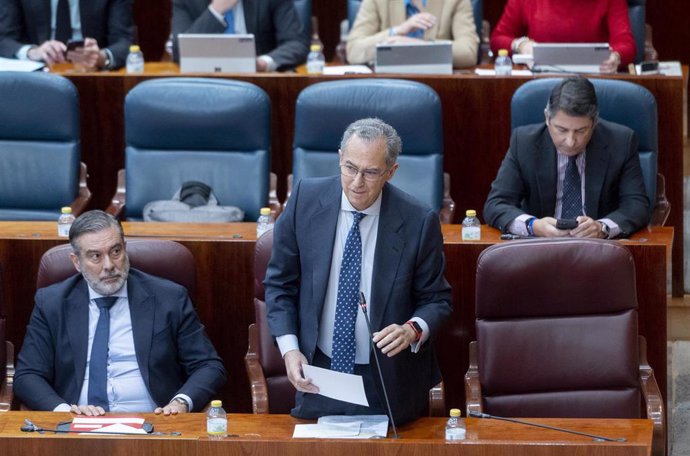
[484, 77, 649, 238]
[265, 118, 451, 425]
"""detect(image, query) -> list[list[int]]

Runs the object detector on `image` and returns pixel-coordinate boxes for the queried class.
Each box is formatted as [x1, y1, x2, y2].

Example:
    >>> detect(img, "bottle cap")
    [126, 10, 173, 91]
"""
[61, 206, 72, 214]
[260, 207, 271, 215]
[129, 45, 140, 53]
[310, 44, 321, 52]
[211, 400, 222, 407]
[498, 49, 509, 57]
[450, 408, 461, 417]
[466, 209, 477, 217]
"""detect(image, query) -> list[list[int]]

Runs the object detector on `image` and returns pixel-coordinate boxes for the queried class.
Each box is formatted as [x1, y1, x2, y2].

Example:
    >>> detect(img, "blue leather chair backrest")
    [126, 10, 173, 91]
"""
[294, 79, 443, 211]
[125, 78, 271, 221]
[511, 78, 657, 220]
[0, 72, 80, 221]
[627, 0, 645, 64]
[293, 0, 312, 38]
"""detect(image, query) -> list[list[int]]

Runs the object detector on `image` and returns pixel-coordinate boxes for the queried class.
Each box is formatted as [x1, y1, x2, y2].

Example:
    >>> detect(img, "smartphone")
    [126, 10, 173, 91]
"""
[556, 219, 578, 230]
[65, 40, 85, 54]
[640, 61, 659, 75]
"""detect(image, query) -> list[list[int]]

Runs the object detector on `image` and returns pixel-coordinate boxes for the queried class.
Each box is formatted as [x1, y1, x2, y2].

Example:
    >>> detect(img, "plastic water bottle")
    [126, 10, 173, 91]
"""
[445, 408, 466, 440]
[306, 44, 325, 74]
[494, 49, 512, 76]
[126, 45, 144, 74]
[462, 210, 481, 241]
[256, 207, 275, 238]
[57, 206, 75, 238]
[207, 400, 227, 440]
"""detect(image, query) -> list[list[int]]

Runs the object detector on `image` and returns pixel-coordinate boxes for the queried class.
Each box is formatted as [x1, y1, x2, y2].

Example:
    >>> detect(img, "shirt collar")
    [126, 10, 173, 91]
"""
[340, 190, 383, 216]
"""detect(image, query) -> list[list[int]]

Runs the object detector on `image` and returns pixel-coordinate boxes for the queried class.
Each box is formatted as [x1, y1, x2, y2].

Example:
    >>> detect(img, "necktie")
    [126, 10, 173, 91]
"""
[405, 3, 425, 39]
[224, 9, 235, 34]
[55, 0, 72, 44]
[561, 155, 583, 219]
[88, 296, 118, 410]
[331, 212, 366, 374]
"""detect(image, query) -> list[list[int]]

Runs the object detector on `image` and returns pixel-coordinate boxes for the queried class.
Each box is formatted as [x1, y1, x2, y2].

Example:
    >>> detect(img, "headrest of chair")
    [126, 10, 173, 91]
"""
[476, 238, 637, 318]
[294, 79, 442, 155]
[0, 72, 79, 140]
[37, 239, 196, 294]
[254, 229, 274, 300]
[125, 78, 270, 151]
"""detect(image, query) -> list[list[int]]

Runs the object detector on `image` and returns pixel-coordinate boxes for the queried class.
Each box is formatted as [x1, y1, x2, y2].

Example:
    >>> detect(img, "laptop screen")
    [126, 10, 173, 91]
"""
[178, 34, 256, 73]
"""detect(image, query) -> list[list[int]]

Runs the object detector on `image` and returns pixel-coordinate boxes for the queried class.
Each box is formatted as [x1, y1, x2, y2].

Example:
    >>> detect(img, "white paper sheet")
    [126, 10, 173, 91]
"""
[293, 422, 362, 438]
[90, 423, 147, 435]
[319, 415, 388, 439]
[474, 68, 532, 76]
[323, 65, 373, 75]
[0, 57, 45, 72]
[302, 363, 369, 406]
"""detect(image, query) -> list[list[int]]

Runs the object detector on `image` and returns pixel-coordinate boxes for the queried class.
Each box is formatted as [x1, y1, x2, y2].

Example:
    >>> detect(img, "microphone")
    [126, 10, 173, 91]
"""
[469, 411, 626, 442]
[359, 291, 399, 439]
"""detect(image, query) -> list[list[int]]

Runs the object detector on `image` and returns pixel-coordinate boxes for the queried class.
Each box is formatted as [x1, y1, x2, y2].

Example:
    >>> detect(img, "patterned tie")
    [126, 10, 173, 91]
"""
[88, 296, 118, 410]
[55, 0, 72, 44]
[331, 212, 366, 374]
[405, 3, 425, 39]
[224, 9, 235, 34]
[561, 155, 583, 219]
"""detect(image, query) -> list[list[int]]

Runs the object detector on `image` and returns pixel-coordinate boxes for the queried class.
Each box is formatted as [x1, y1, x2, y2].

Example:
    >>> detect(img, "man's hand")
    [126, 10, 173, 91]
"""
[284, 350, 319, 393]
[70, 404, 106, 416]
[570, 216, 606, 238]
[599, 51, 621, 74]
[532, 217, 571, 238]
[394, 12, 436, 36]
[27, 40, 67, 65]
[154, 399, 189, 416]
[373, 323, 416, 357]
[210, 0, 239, 14]
[66, 37, 102, 71]
[255, 57, 268, 72]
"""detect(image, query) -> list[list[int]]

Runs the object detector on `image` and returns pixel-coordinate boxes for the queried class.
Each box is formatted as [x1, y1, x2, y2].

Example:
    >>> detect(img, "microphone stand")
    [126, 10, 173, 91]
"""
[359, 292, 399, 439]
[469, 411, 626, 442]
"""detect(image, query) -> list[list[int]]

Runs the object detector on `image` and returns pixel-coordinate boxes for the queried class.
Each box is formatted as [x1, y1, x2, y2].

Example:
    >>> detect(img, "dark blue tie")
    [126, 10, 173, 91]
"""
[405, 3, 425, 39]
[88, 296, 118, 410]
[561, 155, 583, 219]
[55, 0, 72, 44]
[331, 212, 366, 374]
[224, 9, 235, 34]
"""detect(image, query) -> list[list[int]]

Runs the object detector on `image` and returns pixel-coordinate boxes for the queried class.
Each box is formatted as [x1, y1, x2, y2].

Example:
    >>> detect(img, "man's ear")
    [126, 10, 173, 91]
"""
[69, 252, 81, 273]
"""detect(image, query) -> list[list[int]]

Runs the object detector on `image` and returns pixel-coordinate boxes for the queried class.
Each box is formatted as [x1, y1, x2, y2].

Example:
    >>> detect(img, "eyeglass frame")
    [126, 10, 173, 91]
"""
[339, 162, 393, 182]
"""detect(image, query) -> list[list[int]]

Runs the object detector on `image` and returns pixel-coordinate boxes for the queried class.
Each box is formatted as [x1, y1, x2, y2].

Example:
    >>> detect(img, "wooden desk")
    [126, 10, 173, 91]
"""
[0, 222, 670, 416]
[50, 63, 686, 296]
[0, 412, 652, 456]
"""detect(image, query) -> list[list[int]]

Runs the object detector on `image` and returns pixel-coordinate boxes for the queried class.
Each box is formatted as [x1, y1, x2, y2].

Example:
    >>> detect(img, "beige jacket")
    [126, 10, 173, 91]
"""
[347, 0, 479, 68]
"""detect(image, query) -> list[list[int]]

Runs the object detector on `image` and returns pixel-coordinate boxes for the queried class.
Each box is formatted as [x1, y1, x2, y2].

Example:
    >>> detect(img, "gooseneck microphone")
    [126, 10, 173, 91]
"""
[359, 292, 399, 439]
[469, 411, 626, 442]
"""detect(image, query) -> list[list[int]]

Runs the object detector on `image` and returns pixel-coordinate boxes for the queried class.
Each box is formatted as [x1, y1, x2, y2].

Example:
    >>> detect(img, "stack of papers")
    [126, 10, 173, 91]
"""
[0, 57, 44, 72]
[70, 416, 148, 434]
[293, 415, 389, 439]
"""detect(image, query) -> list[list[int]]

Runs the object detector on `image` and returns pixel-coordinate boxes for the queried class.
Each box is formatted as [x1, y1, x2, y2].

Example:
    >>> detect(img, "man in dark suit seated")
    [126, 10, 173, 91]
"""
[0, 0, 133, 70]
[172, 0, 309, 72]
[264, 118, 452, 425]
[484, 77, 650, 239]
[14, 210, 226, 415]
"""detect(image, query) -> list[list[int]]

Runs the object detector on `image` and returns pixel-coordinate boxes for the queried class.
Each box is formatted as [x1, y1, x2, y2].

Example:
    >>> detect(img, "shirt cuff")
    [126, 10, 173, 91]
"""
[599, 218, 620, 238]
[53, 403, 71, 412]
[172, 393, 194, 412]
[258, 54, 277, 72]
[508, 213, 533, 236]
[276, 334, 299, 357]
[17, 45, 34, 60]
[207, 4, 226, 25]
[408, 317, 429, 353]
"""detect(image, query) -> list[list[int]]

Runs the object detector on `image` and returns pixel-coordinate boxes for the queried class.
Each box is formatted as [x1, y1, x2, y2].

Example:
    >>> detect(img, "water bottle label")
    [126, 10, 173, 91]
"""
[445, 427, 466, 441]
[57, 223, 72, 238]
[207, 418, 227, 435]
[462, 226, 481, 241]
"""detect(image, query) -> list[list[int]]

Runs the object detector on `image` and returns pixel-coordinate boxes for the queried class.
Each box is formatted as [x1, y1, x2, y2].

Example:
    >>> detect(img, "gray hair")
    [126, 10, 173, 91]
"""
[339, 118, 402, 167]
[545, 77, 599, 121]
[69, 210, 124, 254]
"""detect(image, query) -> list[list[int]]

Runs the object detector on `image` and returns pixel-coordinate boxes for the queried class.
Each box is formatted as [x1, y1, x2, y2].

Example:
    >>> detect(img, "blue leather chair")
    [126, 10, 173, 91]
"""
[511, 77, 669, 226]
[0, 72, 90, 220]
[108, 78, 278, 222]
[291, 78, 454, 223]
[628, 0, 646, 64]
[293, 0, 312, 38]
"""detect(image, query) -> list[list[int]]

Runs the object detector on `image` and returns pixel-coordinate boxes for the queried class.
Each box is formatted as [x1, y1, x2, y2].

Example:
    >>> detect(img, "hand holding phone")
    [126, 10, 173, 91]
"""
[556, 218, 578, 230]
[65, 40, 85, 56]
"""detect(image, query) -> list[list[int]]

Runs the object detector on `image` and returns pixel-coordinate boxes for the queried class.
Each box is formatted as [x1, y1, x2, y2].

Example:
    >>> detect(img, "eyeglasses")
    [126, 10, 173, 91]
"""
[340, 164, 389, 182]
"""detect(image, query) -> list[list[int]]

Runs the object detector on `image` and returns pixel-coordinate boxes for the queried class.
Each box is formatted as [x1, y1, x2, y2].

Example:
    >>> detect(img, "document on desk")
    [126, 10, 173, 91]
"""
[0, 57, 44, 72]
[293, 415, 389, 439]
[302, 363, 369, 406]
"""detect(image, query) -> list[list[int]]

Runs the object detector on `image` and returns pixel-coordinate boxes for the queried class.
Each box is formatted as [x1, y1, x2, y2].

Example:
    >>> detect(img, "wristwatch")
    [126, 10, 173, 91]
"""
[173, 397, 189, 411]
[600, 222, 610, 239]
[406, 320, 423, 342]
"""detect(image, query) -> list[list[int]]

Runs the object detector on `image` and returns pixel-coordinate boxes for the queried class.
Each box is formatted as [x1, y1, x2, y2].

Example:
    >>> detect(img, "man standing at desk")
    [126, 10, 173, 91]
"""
[265, 118, 452, 425]
[14, 210, 226, 415]
[484, 77, 650, 239]
[172, 0, 309, 71]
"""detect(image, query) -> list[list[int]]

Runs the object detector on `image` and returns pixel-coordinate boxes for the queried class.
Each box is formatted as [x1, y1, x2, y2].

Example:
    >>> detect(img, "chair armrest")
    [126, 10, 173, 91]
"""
[268, 172, 282, 220]
[69, 162, 92, 216]
[428, 381, 445, 417]
[0, 341, 14, 411]
[464, 341, 483, 416]
[105, 169, 126, 219]
[439, 172, 456, 224]
[638, 336, 665, 456]
[245, 323, 270, 414]
[649, 173, 670, 227]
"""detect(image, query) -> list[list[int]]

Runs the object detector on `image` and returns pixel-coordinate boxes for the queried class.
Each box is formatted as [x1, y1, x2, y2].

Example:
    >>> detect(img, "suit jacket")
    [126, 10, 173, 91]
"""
[346, 0, 479, 68]
[483, 119, 650, 237]
[14, 268, 226, 411]
[0, 0, 134, 69]
[172, 0, 309, 71]
[265, 176, 452, 425]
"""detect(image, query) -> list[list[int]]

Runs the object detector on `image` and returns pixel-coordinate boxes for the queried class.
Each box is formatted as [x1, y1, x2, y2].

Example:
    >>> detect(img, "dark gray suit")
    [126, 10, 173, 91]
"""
[14, 268, 226, 411]
[265, 176, 452, 425]
[0, 0, 134, 69]
[484, 119, 650, 237]
[172, 0, 309, 70]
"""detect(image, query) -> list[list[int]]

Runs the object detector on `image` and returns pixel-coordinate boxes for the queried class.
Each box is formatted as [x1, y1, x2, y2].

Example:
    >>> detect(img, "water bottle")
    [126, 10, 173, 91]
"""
[57, 206, 75, 238]
[206, 400, 227, 440]
[461, 210, 481, 241]
[494, 49, 512, 76]
[256, 207, 275, 238]
[445, 408, 466, 441]
[306, 44, 326, 74]
[126, 45, 145, 74]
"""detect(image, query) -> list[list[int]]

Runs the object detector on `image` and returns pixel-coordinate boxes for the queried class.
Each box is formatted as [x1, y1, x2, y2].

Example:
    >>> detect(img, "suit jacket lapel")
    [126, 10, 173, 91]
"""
[66, 280, 90, 394]
[33, 0, 52, 44]
[584, 129, 610, 218]
[309, 180, 341, 317]
[536, 128, 558, 216]
[370, 184, 404, 331]
[127, 275, 155, 389]
[243, 0, 258, 34]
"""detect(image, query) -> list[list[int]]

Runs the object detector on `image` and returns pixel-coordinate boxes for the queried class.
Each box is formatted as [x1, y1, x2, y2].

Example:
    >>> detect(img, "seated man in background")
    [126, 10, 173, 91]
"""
[172, 0, 309, 71]
[14, 210, 226, 415]
[0, 0, 134, 70]
[484, 77, 649, 238]
[347, 0, 479, 68]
